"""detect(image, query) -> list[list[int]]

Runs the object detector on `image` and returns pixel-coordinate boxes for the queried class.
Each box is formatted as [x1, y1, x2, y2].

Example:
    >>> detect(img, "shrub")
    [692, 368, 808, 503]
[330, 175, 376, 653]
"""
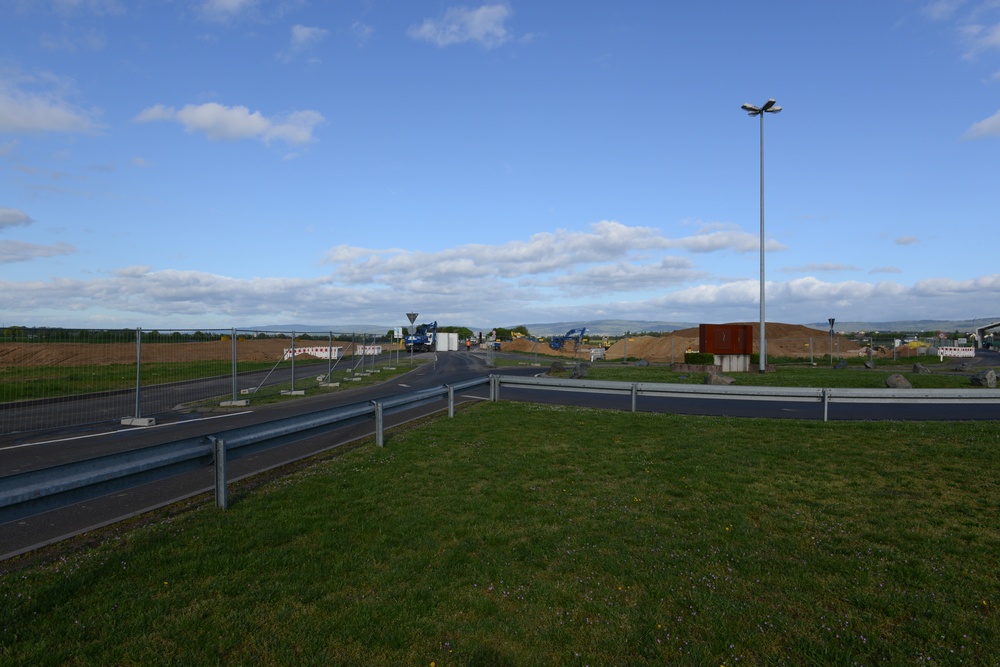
[684, 352, 715, 365]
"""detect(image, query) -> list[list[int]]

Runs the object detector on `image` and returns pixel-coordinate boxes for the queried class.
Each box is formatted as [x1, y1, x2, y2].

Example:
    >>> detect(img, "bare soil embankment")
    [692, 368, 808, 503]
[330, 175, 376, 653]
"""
[501, 323, 861, 363]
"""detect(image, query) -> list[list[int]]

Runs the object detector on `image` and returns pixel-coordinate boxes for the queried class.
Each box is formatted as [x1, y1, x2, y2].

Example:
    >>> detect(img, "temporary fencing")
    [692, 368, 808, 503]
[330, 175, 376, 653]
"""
[0, 327, 399, 441]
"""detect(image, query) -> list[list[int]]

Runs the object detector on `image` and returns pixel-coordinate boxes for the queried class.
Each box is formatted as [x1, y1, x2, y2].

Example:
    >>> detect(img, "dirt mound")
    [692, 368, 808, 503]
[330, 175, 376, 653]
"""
[499, 323, 859, 363]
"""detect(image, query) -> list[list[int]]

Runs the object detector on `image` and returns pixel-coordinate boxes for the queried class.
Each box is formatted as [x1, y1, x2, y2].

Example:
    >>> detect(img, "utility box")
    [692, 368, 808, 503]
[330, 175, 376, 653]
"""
[700, 324, 753, 372]
[699, 324, 753, 355]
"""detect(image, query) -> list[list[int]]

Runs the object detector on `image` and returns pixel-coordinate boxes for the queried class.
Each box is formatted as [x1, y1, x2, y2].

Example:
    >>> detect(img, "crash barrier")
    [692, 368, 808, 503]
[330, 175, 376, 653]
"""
[0, 376, 490, 524]
[938, 346, 976, 359]
[4, 374, 1000, 526]
[487, 375, 1000, 423]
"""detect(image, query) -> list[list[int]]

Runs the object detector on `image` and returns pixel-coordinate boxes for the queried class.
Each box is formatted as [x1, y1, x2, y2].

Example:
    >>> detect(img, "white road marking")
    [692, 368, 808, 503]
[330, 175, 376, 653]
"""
[0, 411, 253, 451]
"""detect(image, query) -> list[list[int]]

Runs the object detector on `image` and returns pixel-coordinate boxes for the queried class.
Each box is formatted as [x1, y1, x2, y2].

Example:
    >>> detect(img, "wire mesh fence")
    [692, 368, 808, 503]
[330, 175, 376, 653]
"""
[0, 327, 402, 440]
[0, 326, 958, 441]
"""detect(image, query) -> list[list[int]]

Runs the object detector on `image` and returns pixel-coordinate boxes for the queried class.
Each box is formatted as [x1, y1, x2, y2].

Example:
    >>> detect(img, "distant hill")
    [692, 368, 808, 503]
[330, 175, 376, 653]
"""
[808, 317, 1000, 334]
[516, 320, 693, 336]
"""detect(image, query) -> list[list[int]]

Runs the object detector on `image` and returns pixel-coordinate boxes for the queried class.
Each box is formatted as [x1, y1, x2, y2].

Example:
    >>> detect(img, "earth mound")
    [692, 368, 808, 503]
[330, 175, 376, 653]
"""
[500, 322, 859, 363]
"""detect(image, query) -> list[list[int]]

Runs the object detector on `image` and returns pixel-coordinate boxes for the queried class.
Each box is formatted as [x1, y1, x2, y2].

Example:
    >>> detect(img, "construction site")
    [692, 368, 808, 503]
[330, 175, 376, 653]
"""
[499, 322, 863, 363]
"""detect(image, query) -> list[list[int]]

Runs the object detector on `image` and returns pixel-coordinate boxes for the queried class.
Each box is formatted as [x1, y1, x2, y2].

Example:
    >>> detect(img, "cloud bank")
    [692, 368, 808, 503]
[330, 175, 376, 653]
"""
[1, 220, 995, 328]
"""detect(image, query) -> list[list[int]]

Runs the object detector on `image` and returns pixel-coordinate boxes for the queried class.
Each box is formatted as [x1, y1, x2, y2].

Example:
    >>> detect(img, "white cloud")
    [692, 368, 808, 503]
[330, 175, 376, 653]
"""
[322, 220, 676, 283]
[278, 24, 328, 63]
[134, 102, 324, 147]
[0, 208, 33, 230]
[536, 257, 706, 292]
[912, 274, 1000, 296]
[0, 221, 992, 328]
[922, 0, 966, 21]
[408, 4, 512, 49]
[199, 0, 257, 22]
[321, 221, 787, 294]
[895, 235, 921, 245]
[960, 20, 1000, 57]
[668, 222, 786, 254]
[782, 263, 860, 274]
[0, 240, 74, 263]
[0, 69, 99, 134]
[962, 108, 1000, 139]
[352, 21, 374, 45]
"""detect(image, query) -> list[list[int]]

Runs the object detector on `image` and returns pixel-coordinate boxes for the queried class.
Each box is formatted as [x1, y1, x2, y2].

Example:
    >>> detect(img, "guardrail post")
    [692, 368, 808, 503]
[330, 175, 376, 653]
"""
[290, 333, 296, 392]
[211, 436, 228, 510]
[490, 375, 499, 401]
[231, 328, 238, 402]
[374, 400, 385, 447]
[822, 388, 830, 422]
[631, 383, 638, 412]
[134, 327, 142, 420]
[448, 385, 455, 418]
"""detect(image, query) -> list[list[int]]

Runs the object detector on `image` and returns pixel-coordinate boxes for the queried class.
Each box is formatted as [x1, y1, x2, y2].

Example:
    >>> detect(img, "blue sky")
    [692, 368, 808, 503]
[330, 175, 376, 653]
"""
[1, 0, 998, 331]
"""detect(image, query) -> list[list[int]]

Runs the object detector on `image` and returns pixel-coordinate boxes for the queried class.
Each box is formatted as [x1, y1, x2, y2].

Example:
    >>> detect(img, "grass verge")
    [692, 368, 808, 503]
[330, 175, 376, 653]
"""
[571, 360, 990, 388]
[2, 402, 998, 665]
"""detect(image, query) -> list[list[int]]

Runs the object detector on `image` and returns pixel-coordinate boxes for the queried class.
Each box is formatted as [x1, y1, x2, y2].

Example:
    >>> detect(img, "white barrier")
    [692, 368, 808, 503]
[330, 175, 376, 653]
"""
[354, 345, 383, 356]
[430, 333, 459, 351]
[938, 346, 976, 360]
[282, 346, 342, 361]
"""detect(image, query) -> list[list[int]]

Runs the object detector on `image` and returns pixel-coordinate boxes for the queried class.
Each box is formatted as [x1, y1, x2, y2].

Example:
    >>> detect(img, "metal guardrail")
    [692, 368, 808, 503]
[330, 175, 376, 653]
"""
[0, 377, 489, 524]
[489, 374, 1000, 421]
[3, 373, 999, 525]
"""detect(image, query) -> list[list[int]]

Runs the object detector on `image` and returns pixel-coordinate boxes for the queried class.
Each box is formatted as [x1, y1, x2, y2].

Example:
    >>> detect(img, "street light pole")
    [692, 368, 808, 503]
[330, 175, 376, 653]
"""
[741, 98, 782, 372]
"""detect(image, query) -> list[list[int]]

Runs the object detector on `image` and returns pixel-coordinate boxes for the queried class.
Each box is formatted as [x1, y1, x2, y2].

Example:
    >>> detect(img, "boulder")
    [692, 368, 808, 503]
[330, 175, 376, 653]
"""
[636, 359, 650, 367]
[863, 360, 877, 370]
[550, 360, 566, 373]
[885, 373, 912, 389]
[956, 362, 976, 372]
[912, 363, 931, 374]
[704, 372, 736, 386]
[971, 369, 996, 388]
[835, 360, 849, 370]
[570, 363, 590, 379]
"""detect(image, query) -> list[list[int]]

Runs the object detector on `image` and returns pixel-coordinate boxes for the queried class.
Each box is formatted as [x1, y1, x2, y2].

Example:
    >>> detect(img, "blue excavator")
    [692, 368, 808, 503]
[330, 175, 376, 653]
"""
[548, 327, 586, 351]
[405, 321, 437, 353]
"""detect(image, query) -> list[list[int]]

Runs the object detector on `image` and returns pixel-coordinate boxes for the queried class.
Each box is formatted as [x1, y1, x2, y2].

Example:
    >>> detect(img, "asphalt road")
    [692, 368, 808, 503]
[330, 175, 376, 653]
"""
[1, 351, 510, 559]
[3, 349, 999, 560]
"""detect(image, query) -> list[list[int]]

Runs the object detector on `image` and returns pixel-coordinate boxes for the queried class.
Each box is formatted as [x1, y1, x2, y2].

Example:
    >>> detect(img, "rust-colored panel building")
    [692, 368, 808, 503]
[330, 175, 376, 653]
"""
[699, 324, 753, 355]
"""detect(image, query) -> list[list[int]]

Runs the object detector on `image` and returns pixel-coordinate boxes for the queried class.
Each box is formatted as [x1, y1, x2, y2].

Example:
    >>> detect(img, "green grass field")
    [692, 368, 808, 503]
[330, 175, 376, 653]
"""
[2, 402, 997, 665]
[580, 359, 985, 388]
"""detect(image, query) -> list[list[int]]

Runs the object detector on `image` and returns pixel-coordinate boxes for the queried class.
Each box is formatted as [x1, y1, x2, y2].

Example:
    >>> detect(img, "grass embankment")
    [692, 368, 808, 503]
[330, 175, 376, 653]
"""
[2, 402, 997, 665]
[586, 363, 980, 388]
[531, 354, 991, 389]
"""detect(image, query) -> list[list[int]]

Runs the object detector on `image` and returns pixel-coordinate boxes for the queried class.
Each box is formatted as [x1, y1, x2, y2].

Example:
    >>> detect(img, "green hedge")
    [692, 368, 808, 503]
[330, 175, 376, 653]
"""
[683, 352, 715, 365]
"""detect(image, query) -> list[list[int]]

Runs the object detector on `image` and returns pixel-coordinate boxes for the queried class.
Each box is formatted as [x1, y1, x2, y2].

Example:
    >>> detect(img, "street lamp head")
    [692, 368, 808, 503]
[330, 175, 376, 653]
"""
[742, 100, 781, 115]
